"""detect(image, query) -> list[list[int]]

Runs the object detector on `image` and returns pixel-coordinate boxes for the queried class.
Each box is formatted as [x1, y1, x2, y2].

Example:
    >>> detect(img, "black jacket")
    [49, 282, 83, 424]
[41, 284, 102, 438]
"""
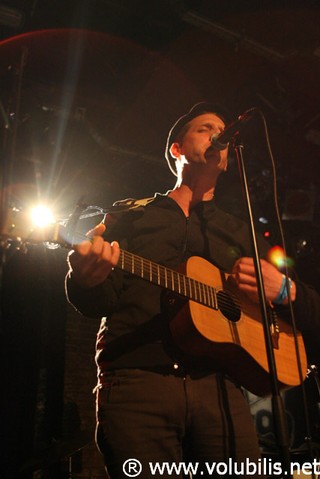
[66, 194, 320, 374]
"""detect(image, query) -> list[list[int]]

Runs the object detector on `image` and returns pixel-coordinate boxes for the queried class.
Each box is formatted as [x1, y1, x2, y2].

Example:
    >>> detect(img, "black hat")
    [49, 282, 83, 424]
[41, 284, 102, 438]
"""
[165, 102, 231, 176]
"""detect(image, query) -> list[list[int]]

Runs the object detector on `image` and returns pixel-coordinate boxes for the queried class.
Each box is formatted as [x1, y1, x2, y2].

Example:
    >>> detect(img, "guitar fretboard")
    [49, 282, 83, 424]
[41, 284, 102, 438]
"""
[118, 249, 219, 310]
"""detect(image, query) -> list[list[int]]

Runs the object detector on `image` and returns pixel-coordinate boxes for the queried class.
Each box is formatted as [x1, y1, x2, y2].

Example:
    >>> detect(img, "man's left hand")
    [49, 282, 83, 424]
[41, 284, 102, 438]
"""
[231, 257, 296, 305]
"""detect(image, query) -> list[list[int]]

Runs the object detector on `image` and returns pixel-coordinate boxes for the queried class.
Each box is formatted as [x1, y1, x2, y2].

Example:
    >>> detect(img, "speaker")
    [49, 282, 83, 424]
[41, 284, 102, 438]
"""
[246, 371, 320, 453]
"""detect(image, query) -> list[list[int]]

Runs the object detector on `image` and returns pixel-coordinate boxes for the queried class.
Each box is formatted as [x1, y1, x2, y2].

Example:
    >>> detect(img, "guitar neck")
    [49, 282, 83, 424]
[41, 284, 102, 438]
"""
[1, 209, 218, 310]
[118, 249, 218, 309]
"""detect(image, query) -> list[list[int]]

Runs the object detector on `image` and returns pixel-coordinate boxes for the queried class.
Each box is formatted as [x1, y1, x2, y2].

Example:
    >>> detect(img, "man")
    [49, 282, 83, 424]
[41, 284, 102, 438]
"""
[66, 103, 320, 478]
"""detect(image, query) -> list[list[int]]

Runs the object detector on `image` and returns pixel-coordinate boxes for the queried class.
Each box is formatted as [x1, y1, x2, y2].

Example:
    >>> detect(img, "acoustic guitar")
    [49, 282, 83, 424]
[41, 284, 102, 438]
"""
[2, 207, 307, 396]
[117, 249, 307, 396]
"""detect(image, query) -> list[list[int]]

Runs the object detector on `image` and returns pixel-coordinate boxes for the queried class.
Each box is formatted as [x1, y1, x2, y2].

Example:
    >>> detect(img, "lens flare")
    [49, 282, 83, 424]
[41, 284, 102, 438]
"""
[267, 246, 294, 270]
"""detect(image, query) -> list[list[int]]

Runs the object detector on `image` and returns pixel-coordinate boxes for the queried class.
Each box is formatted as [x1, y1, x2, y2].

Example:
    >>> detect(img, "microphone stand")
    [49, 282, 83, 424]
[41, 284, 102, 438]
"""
[233, 135, 292, 475]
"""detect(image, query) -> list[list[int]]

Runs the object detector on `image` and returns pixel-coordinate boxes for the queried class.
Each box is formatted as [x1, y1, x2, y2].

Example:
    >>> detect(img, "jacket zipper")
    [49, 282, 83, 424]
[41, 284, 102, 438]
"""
[181, 216, 189, 260]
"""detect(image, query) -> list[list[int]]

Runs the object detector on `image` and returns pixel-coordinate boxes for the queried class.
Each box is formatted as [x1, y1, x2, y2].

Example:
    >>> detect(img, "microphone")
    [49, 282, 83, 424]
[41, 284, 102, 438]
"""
[211, 108, 257, 150]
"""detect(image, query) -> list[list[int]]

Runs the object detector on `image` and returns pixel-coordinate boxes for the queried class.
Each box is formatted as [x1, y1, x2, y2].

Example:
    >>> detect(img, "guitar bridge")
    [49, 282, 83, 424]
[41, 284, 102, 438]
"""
[270, 309, 280, 349]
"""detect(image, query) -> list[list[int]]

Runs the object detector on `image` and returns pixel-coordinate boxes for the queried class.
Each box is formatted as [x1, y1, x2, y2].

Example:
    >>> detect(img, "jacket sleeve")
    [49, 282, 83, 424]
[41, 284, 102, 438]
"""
[65, 259, 123, 319]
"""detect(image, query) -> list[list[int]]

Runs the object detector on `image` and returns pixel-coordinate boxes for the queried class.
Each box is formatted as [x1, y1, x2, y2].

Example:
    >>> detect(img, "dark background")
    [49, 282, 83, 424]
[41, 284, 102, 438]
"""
[1, 1, 320, 477]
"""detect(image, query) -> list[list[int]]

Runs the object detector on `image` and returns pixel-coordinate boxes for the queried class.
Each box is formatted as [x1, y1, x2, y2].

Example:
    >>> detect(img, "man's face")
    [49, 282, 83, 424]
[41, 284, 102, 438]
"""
[175, 113, 228, 171]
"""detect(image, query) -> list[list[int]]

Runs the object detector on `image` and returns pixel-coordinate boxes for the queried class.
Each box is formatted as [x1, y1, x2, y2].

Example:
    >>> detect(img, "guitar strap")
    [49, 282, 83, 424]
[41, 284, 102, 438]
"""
[104, 196, 156, 226]
[109, 196, 155, 212]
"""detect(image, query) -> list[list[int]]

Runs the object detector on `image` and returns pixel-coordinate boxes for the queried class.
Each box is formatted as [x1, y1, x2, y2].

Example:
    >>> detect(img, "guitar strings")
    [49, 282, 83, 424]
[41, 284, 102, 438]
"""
[120, 251, 245, 318]
[69, 232, 247, 319]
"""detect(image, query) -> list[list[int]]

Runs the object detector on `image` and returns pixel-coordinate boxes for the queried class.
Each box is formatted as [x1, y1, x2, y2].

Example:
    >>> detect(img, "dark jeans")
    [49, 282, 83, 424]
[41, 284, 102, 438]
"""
[95, 368, 261, 478]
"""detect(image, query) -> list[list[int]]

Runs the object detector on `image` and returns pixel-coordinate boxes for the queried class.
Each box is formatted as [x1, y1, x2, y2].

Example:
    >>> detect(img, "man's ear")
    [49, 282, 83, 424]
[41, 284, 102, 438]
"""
[170, 142, 181, 159]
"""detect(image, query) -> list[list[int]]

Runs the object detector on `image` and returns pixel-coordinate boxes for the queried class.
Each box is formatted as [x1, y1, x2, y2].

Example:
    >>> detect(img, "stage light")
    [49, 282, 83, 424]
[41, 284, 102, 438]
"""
[295, 238, 314, 259]
[31, 205, 55, 228]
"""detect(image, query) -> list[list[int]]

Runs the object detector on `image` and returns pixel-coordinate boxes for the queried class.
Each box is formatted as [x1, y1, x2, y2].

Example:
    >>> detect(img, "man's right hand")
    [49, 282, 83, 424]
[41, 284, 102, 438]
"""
[67, 223, 120, 288]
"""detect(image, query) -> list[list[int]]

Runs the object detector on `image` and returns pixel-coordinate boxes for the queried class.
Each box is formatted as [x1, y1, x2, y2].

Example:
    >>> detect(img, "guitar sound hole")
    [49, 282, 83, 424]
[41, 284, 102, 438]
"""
[217, 290, 241, 322]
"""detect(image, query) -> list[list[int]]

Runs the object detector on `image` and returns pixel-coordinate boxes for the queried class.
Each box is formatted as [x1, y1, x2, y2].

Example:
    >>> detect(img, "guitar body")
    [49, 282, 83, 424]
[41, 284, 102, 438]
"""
[169, 256, 308, 397]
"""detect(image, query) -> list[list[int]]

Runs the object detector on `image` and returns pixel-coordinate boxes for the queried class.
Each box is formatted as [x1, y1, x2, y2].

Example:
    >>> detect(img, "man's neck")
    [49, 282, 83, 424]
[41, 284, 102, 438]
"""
[168, 184, 215, 217]
[168, 162, 220, 216]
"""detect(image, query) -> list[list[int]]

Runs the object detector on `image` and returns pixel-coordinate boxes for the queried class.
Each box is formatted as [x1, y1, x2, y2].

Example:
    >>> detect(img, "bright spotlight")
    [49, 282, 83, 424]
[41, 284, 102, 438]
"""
[31, 205, 55, 228]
